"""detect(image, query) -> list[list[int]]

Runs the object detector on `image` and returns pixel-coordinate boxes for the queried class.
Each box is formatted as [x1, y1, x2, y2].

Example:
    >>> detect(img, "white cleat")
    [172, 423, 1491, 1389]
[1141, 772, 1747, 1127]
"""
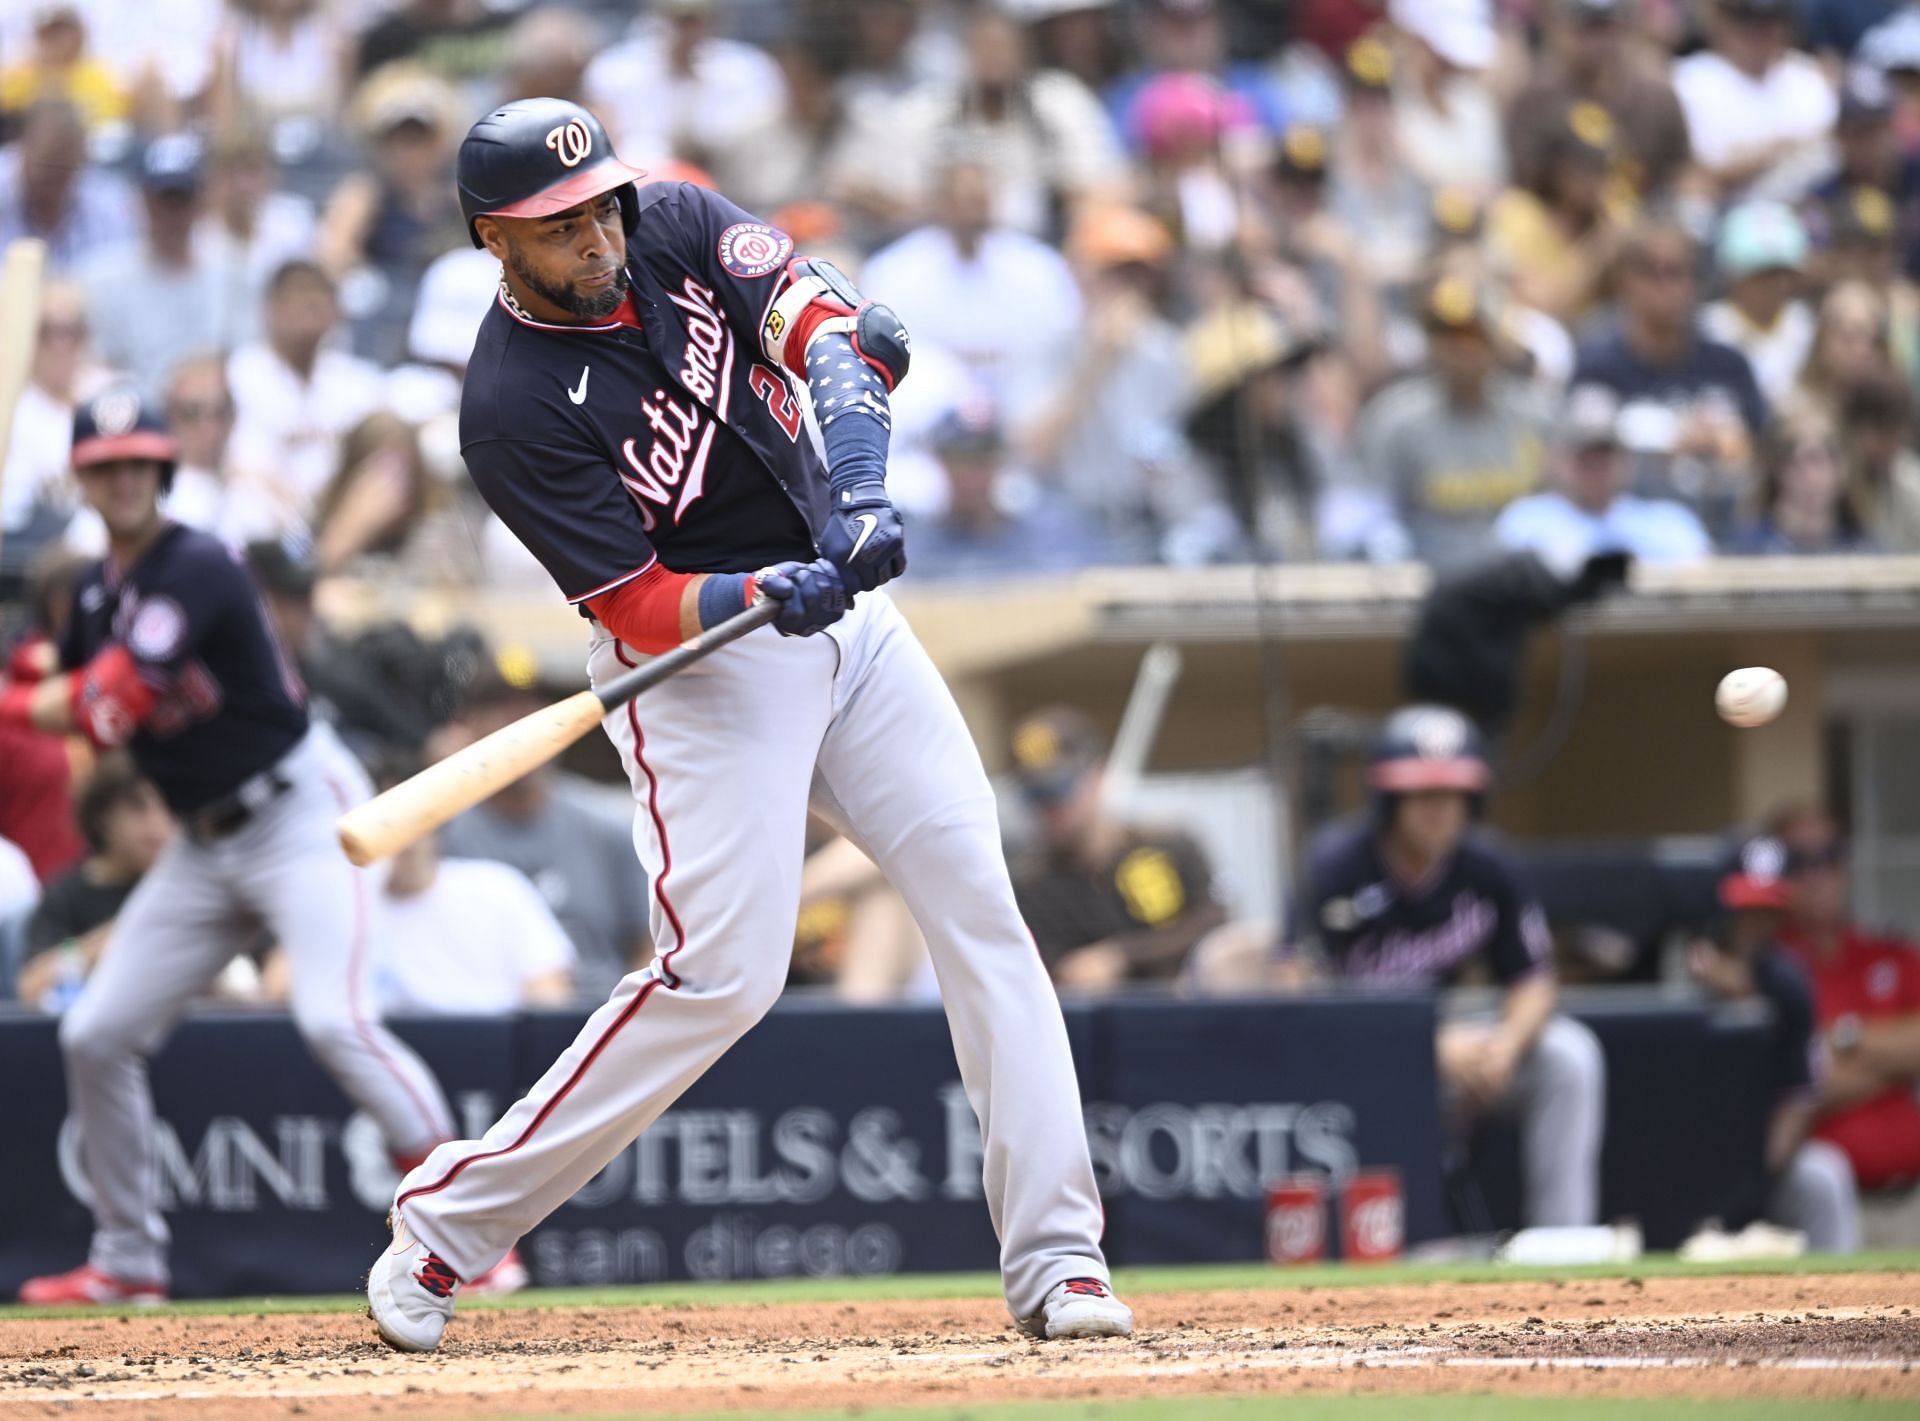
[1018, 1276, 1134, 1340]
[367, 1213, 460, 1353]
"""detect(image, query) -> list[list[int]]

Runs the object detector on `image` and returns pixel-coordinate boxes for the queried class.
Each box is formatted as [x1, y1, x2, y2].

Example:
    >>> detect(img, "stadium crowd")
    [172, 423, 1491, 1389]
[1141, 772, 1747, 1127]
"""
[3, 0, 1920, 1256]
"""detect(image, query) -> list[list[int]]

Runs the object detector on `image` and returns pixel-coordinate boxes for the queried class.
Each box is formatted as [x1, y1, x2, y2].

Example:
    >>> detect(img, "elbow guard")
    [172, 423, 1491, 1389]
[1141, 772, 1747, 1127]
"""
[763, 258, 911, 390]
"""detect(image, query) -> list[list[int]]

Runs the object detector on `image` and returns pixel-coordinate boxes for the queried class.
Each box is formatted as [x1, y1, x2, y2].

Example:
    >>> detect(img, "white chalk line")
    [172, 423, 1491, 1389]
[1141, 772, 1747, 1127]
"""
[13, 1350, 1916, 1405]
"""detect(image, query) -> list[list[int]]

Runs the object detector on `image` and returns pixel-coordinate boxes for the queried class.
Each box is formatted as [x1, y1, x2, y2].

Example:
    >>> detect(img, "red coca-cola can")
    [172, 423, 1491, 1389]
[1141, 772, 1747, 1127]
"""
[1339, 1168, 1405, 1264]
[1264, 1174, 1328, 1265]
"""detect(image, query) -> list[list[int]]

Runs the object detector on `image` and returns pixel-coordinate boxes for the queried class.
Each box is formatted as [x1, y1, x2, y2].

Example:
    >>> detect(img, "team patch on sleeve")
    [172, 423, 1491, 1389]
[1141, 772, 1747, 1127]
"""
[717, 222, 793, 279]
[127, 595, 187, 662]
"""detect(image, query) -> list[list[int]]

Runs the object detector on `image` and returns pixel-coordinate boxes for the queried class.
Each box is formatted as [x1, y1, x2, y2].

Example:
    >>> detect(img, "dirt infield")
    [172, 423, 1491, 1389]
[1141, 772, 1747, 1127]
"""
[1, 1273, 1917, 1419]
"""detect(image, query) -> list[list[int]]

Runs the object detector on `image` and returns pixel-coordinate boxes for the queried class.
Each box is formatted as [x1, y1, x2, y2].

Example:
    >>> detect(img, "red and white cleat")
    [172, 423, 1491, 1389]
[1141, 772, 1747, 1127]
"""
[465, 1247, 529, 1297]
[17, 1265, 167, 1307]
[1017, 1276, 1133, 1340]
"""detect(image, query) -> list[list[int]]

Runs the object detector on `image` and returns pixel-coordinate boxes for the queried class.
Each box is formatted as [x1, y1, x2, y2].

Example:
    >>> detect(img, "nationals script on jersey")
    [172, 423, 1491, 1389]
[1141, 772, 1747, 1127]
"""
[460, 181, 828, 602]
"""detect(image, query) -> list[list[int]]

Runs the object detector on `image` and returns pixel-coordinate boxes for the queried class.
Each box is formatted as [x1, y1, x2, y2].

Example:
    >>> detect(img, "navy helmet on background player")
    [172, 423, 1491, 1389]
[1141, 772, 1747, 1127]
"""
[71, 388, 177, 492]
[456, 97, 647, 247]
[1366, 703, 1490, 820]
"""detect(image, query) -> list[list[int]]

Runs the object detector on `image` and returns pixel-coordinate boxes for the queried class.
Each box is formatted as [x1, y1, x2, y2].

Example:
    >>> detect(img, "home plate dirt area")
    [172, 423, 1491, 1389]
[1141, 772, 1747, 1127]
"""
[1, 1274, 1917, 1419]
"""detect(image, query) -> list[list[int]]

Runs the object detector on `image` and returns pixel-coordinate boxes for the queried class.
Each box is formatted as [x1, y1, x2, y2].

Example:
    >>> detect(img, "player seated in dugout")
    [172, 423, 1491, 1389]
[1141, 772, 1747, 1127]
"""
[1771, 806, 1920, 1248]
[1007, 706, 1234, 993]
[1690, 836, 1861, 1254]
[1188, 704, 1607, 1230]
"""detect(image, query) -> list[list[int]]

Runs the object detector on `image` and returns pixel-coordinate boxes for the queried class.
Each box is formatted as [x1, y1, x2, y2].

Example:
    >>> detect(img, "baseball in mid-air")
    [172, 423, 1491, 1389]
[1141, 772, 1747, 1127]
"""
[1716, 667, 1788, 728]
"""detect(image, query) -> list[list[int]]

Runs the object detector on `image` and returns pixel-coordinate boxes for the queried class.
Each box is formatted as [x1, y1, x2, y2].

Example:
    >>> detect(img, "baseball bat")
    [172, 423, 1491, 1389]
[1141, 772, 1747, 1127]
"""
[0, 238, 48, 568]
[337, 599, 779, 865]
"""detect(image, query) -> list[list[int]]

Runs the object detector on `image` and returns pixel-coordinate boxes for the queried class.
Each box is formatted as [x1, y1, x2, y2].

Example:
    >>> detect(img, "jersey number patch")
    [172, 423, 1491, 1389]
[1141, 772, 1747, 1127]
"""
[750, 365, 802, 442]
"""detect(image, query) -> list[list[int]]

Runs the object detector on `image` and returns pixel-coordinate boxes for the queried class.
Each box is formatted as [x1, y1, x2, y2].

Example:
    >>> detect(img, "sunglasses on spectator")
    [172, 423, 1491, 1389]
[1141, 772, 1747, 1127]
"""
[168, 399, 234, 423]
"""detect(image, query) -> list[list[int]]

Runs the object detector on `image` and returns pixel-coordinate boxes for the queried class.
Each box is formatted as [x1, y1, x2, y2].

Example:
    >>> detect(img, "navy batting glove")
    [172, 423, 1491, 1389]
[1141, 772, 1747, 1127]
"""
[820, 481, 907, 593]
[755, 558, 849, 637]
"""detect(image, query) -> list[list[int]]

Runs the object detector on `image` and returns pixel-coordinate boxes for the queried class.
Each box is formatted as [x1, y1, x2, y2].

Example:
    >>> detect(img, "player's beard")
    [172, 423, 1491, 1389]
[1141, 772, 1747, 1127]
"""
[509, 250, 629, 320]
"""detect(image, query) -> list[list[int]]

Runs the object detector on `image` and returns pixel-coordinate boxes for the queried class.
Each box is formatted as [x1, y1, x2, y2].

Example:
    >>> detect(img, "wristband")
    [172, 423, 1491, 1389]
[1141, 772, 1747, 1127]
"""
[695, 572, 755, 630]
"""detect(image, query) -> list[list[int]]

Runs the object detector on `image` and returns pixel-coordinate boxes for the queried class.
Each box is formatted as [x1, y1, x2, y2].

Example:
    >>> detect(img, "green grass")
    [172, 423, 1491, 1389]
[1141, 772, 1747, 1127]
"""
[482, 1399, 1916, 1421]
[3, 1250, 1915, 1322]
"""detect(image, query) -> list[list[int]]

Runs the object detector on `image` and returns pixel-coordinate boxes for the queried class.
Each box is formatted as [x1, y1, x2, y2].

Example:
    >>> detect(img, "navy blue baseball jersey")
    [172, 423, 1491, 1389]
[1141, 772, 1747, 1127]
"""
[1291, 821, 1553, 987]
[59, 524, 307, 813]
[462, 181, 833, 603]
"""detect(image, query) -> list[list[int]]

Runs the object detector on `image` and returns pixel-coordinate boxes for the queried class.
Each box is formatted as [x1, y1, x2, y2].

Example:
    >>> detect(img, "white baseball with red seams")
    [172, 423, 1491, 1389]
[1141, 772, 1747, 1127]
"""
[392, 593, 1112, 1319]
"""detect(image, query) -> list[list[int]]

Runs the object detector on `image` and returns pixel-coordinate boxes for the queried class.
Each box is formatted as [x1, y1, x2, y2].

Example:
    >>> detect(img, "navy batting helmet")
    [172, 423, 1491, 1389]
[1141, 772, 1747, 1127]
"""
[456, 98, 647, 249]
[1368, 704, 1489, 815]
[71, 387, 176, 492]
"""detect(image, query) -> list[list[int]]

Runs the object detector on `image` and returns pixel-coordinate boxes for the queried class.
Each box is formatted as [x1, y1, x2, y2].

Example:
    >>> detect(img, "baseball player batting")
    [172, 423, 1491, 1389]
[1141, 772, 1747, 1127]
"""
[365, 98, 1130, 1350]
[0, 394, 509, 1304]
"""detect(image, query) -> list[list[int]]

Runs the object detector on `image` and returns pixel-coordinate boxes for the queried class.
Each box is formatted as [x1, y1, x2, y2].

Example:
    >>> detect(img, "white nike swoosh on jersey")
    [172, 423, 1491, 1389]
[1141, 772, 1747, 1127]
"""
[567, 366, 590, 404]
[848, 512, 879, 559]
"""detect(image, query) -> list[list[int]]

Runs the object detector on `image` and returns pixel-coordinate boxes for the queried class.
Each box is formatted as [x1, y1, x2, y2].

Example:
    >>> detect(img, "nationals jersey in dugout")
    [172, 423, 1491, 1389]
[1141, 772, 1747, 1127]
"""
[461, 181, 831, 600]
[58, 523, 307, 814]
[1293, 822, 1554, 986]
[1782, 926, 1920, 1190]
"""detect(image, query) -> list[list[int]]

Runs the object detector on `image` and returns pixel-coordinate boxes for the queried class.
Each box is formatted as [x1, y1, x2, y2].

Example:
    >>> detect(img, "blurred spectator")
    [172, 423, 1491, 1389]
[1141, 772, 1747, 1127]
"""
[354, 0, 515, 85]
[1728, 408, 1873, 553]
[1772, 806, 1920, 1243]
[15, 755, 172, 1013]
[0, 98, 136, 272]
[909, 399, 1114, 579]
[835, 0, 965, 108]
[439, 672, 653, 1000]
[1182, 301, 1324, 561]
[1208, 705, 1604, 1228]
[1355, 278, 1552, 568]
[1673, 0, 1836, 202]
[1702, 201, 1815, 403]
[1486, 102, 1629, 327]
[1571, 217, 1765, 530]
[733, 34, 879, 223]
[0, 1, 219, 132]
[309, 411, 479, 581]
[1504, 0, 1691, 202]
[406, 246, 498, 375]
[81, 134, 233, 396]
[0, 4, 125, 132]
[1804, 0, 1907, 57]
[1838, 371, 1920, 550]
[319, 65, 466, 365]
[1810, 66, 1920, 272]
[1779, 277, 1895, 425]
[877, 7, 1124, 238]
[584, 0, 789, 200]
[226, 259, 387, 530]
[1012, 0, 1127, 94]
[498, 6, 597, 107]
[154, 354, 273, 544]
[0, 281, 102, 548]
[1389, 0, 1507, 197]
[1018, 203, 1194, 555]
[1325, 36, 1432, 291]
[1809, 185, 1920, 391]
[861, 154, 1081, 424]
[1106, 0, 1285, 152]
[0, 551, 90, 882]
[196, 125, 319, 343]
[1129, 70, 1253, 253]
[1495, 384, 1710, 570]
[1692, 837, 1860, 1252]
[208, 0, 351, 145]
[1007, 707, 1230, 991]
[370, 819, 574, 1015]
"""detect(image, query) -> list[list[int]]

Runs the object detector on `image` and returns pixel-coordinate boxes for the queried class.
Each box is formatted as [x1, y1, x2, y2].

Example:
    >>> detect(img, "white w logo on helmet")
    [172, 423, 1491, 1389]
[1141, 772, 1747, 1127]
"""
[546, 119, 592, 169]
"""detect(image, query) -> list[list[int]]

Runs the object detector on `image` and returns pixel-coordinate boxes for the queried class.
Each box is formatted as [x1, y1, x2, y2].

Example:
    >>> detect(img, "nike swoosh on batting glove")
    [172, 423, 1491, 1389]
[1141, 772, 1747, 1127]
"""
[821, 481, 906, 593]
